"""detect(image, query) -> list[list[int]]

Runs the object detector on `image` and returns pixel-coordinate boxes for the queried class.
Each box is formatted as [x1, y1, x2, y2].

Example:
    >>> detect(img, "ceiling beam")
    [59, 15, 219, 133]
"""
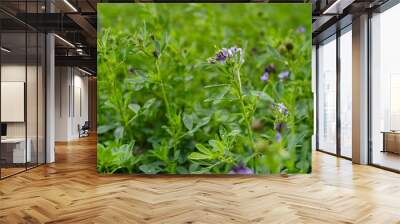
[11, 13, 83, 32]
[55, 55, 96, 73]
[66, 13, 96, 47]
[323, 0, 356, 14]
[312, 15, 336, 33]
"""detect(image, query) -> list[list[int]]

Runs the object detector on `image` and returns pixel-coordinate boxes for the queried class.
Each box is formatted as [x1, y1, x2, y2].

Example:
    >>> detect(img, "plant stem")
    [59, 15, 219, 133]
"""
[155, 59, 179, 155]
[234, 67, 254, 150]
[235, 70, 257, 173]
[155, 59, 171, 117]
[113, 78, 128, 138]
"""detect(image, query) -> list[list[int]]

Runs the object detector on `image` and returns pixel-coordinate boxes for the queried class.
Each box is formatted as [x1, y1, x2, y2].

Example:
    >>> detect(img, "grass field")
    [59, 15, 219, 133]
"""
[97, 3, 312, 174]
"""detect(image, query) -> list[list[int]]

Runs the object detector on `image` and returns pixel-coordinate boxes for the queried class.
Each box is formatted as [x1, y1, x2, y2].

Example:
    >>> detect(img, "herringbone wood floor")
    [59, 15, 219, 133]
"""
[1, 136, 400, 224]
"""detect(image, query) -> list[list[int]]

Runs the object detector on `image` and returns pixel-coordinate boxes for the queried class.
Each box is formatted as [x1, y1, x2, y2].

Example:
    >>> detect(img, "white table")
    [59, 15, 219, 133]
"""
[1, 138, 31, 163]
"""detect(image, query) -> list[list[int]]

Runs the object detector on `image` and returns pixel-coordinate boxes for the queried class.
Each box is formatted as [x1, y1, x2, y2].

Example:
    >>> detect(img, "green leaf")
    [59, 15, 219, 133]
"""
[189, 163, 200, 173]
[204, 86, 230, 103]
[114, 126, 124, 140]
[190, 116, 210, 134]
[209, 140, 224, 153]
[153, 40, 161, 53]
[104, 101, 117, 110]
[97, 125, 114, 134]
[151, 145, 169, 162]
[266, 44, 285, 61]
[135, 70, 147, 79]
[204, 84, 230, 88]
[195, 144, 212, 155]
[139, 162, 163, 174]
[176, 166, 188, 174]
[127, 70, 147, 86]
[188, 152, 212, 160]
[161, 33, 169, 52]
[190, 167, 211, 174]
[250, 90, 273, 102]
[143, 98, 156, 110]
[161, 125, 174, 136]
[182, 113, 193, 130]
[198, 117, 210, 127]
[129, 103, 141, 114]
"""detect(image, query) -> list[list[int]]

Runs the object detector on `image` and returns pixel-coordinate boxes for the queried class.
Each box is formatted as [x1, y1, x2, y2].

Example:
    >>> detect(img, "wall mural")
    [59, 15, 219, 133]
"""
[97, 3, 313, 174]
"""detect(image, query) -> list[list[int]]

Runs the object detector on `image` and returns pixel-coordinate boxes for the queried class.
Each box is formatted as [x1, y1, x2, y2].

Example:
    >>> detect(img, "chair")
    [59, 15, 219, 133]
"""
[79, 121, 90, 138]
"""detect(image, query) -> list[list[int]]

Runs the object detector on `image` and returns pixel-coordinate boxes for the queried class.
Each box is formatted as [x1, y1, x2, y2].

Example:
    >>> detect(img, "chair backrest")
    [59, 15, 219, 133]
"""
[85, 121, 90, 128]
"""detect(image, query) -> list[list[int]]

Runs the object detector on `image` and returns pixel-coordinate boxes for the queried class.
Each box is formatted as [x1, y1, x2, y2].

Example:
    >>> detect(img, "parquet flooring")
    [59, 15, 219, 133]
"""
[0, 167, 26, 178]
[1, 135, 400, 223]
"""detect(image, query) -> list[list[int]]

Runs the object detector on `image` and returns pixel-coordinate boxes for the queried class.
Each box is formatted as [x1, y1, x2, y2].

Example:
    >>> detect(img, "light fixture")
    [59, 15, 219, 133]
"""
[1, 47, 11, 53]
[78, 67, 92, 76]
[54, 34, 75, 48]
[63, 0, 78, 12]
[76, 48, 86, 55]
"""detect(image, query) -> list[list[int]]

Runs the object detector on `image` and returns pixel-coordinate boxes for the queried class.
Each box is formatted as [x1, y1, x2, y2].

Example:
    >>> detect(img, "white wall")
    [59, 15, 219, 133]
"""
[1, 65, 37, 137]
[55, 67, 89, 141]
[1, 63, 46, 164]
[55, 67, 69, 141]
[1, 65, 26, 139]
[72, 73, 89, 138]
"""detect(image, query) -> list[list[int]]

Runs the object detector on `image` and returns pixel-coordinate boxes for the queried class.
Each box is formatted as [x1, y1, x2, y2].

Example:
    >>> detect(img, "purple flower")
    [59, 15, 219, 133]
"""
[275, 122, 285, 133]
[276, 132, 282, 142]
[260, 71, 269, 82]
[260, 64, 276, 82]
[297, 26, 306, 33]
[229, 162, 253, 175]
[215, 48, 229, 63]
[266, 64, 276, 73]
[278, 70, 290, 80]
[229, 46, 244, 63]
[230, 46, 241, 55]
[209, 46, 244, 64]
[275, 122, 286, 142]
[277, 103, 289, 115]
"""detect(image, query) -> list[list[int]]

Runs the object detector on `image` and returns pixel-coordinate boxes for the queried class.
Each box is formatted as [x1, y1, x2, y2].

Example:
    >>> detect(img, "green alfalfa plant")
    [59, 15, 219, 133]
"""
[97, 4, 313, 174]
[128, 30, 213, 174]
[97, 142, 142, 174]
[187, 46, 260, 173]
[188, 127, 250, 174]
